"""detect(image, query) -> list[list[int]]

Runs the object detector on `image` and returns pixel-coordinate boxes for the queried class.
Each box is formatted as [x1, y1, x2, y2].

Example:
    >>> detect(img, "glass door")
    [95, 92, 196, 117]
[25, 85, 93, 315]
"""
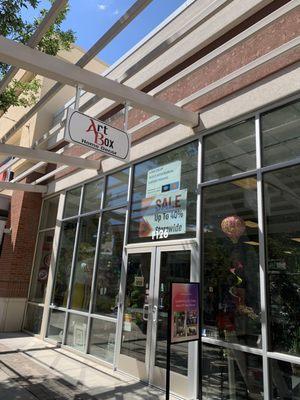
[118, 249, 156, 380]
[150, 245, 198, 399]
[118, 244, 198, 399]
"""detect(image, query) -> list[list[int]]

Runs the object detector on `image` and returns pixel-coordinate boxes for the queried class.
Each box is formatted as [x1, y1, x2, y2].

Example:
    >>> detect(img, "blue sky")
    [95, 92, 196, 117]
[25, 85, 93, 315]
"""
[23, 0, 188, 65]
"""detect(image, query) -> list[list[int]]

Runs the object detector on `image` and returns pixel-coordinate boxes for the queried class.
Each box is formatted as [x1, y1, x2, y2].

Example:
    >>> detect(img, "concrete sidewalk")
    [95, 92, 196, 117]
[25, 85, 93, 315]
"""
[0, 333, 168, 400]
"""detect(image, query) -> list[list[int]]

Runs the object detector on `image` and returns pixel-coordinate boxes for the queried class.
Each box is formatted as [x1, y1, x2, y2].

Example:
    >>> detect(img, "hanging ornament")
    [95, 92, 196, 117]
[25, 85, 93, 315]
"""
[221, 215, 246, 243]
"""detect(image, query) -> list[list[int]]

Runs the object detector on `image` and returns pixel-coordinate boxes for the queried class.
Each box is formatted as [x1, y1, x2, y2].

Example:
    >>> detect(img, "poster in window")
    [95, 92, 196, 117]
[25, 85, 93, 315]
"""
[146, 161, 181, 197]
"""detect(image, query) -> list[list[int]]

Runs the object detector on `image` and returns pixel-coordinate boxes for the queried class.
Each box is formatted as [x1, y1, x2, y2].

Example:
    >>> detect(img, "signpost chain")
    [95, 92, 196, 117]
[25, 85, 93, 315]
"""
[123, 101, 129, 132]
[74, 84, 82, 110]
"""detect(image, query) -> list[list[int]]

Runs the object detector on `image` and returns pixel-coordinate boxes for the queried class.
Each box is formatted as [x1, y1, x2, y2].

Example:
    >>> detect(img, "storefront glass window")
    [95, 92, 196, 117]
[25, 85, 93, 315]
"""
[23, 304, 43, 334]
[29, 230, 54, 303]
[51, 220, 77, 307]
[63, 187, 81, 218]
[104, 169, 129, 208]
[89, 318, 116, 363]
[270, 359, 300, 399]
[202, 178, 261, 347]
[66, 314, 88, 352]
[264, 166, 300, 355]
[129, 141, 198, 243]
[47, 309, 65, 342]
[93, 209, 126, 316]
[203, 119, 256, 181]
[202, 343, 263, 399]
[39, 196, 59, 230]
[262, 100, 300, 166]
[81, 179, 103, 214]
[70, 215, 99, 312]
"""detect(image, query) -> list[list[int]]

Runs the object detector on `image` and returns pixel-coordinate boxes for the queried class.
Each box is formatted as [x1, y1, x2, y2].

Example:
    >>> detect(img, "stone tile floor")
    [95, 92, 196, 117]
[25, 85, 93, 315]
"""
[0, 333, 170, 400]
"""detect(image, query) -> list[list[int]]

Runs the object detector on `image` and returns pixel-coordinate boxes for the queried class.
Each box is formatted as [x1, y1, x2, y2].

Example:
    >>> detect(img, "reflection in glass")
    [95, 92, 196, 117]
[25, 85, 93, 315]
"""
[70, 215, 99, 311]
[120, 253, 151, 362]
[40, 196, 59, 229]
[203, 178, 261, 347]
[63, 187, 81, 218]
[89, 318, 116, 363]
[264, 167, 300, 355]
[66, 314, 88, 352]
[104, 169, 129, 208]
[93, 209, 126, 316]
[270, 358, 300, 399]
[82, 179, 103, 214]
[52, 221, 77, 307]
[129, 141, 198, 243]
[47, 309, 65, 342]
[202, 344, 263, 399]
[262, 100, 300, 166]
[23, 304, 43, 334]
[29, 230, 54, 303]
[204, 119, 256, 181]
[155, 251, 190, 375]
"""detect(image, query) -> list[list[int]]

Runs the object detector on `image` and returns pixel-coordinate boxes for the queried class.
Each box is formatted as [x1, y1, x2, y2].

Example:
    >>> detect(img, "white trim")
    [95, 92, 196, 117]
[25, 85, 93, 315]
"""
[0, 36, 198, 128]
[150, 0, 300, 97]
[180, 36, 300, 106]
[0, 142, 100, 170]
[0, 181, 47, 193]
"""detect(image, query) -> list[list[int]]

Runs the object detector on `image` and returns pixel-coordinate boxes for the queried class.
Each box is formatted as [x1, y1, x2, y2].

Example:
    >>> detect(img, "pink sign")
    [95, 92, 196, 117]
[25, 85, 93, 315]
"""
[171, 283, 199, 343]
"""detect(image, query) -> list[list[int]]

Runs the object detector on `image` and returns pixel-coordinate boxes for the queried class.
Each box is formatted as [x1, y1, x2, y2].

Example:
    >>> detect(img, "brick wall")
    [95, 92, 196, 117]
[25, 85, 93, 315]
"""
[52, 6, 300, 182]
[0, 178, 42, 298]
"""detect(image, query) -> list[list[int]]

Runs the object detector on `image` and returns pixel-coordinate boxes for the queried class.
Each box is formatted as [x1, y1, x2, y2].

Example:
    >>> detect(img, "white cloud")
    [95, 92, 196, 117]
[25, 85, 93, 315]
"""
[97, 4, 107, 11]
[113, 8, 119, 15]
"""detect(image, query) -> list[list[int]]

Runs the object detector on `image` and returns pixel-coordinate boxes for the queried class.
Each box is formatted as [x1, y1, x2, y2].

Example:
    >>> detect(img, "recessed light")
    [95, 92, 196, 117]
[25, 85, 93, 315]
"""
[233, 178, 257, 190]
[245, 220, 259, 228]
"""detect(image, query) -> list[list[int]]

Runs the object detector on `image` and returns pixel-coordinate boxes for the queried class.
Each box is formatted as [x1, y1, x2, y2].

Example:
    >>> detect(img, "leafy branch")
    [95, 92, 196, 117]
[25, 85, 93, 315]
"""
[0, 0, 75, 113]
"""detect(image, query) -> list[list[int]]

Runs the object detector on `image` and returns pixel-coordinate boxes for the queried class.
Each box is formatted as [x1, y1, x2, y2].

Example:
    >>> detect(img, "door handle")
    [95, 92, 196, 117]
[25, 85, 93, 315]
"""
[152, 305, 158, 322]
[142, 304, 149, 321]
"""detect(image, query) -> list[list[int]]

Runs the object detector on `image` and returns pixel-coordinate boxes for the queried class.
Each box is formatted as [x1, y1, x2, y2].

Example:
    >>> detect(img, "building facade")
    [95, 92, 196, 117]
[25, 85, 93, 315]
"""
[1, 1, 300, 399]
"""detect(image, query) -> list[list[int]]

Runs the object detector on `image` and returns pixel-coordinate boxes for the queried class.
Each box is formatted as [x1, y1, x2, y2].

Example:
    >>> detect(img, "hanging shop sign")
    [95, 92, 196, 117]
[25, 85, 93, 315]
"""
[170, 282, 200, 344]
[65, 109, 130, 162]
[139, 188, 187, 238]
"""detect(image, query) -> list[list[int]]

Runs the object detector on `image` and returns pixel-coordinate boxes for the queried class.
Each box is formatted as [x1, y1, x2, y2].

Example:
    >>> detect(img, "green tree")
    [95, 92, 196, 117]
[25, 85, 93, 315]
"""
[0, 0, 75, 113]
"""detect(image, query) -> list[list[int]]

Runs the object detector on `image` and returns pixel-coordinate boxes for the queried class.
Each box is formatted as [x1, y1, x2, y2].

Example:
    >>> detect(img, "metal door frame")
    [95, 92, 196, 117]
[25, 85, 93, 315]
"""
[115, 240, 199, 399]
[115, 246, 156, 380]
[150, 243, 199, 399]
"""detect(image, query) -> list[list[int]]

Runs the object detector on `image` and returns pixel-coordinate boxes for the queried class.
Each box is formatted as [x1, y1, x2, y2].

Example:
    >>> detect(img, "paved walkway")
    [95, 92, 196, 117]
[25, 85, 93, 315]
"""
[0, 333, 168, 400]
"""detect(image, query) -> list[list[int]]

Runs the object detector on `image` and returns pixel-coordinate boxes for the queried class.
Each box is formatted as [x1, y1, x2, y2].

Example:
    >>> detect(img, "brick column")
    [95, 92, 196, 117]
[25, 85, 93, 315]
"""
[0, 185, 42, 331]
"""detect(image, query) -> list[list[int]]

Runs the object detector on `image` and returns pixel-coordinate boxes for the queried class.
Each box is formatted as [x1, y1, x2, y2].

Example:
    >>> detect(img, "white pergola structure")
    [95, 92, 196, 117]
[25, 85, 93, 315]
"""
[0, 0, 199, 194]
[0, 0, 298, 195]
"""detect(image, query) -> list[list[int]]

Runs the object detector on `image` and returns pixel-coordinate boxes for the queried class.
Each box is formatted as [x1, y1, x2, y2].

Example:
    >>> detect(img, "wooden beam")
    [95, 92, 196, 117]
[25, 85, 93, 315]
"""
[0, 143, 100, 170]
[0, 181, 47, 193]
[0, 36, 199, 127]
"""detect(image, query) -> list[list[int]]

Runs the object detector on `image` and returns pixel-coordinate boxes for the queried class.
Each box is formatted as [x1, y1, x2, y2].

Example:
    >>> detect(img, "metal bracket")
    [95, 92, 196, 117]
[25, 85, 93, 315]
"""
[123, 101, 130, 132]
[74, 84, 83, 110]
